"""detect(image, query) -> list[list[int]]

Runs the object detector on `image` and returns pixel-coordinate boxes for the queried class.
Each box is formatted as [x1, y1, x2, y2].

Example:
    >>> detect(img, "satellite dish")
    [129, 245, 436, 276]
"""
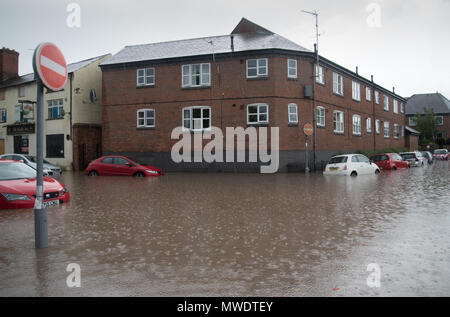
[90, 89, 97, 103]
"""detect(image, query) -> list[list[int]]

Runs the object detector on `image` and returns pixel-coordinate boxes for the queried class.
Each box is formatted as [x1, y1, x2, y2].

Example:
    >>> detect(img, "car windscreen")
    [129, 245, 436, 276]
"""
[329, 156, 348, 164]
[25, 156, 36, 163]
[434, 150, 447, 154]
[0, 162, 37, 180]
[401, 154, 415, 160]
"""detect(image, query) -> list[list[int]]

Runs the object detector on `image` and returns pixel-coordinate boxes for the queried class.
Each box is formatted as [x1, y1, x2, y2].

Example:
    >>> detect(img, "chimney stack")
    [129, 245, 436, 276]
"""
[356, 66, 358, 75]
[0, 47, 19, 82]
[393, 87, 395, 94]
[230, 35, 234, 52]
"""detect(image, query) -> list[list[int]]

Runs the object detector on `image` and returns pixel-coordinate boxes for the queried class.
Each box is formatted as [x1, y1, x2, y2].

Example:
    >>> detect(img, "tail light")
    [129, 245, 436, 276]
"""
[343, 165, 347, 171]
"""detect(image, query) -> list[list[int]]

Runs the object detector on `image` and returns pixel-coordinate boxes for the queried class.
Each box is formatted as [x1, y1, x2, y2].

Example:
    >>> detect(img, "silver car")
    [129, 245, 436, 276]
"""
[0, 154, 62, 176]
[400, 151, 426, 167]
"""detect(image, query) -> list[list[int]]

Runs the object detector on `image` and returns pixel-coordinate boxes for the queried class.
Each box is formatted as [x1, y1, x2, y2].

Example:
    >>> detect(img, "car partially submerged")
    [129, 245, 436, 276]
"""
[0, 154, 62, 176]
[324, 154, 380, 177]
[0, 160, 70, 210]
[370, 153, 410, 170]
[400, 151, 426, 167]
[433, 149, 449, 161]
[85, 156, 163, 177]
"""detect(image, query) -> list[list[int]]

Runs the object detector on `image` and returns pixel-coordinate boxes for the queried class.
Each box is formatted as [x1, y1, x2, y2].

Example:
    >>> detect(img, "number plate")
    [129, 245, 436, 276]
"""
[329, 167, 339, 171]
[43, 200, 60, 208]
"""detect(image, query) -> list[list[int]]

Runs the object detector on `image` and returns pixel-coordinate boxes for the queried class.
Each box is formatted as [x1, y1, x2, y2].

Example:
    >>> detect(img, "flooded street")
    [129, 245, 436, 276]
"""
[0, 162, 449, 297]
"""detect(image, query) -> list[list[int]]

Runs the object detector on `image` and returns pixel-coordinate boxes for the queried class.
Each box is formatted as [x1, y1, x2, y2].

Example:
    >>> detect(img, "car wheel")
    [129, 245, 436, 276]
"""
[375, 169, 380, 175]
[350, 171, 358, 177]
[393, 167, 397, 171]
[88, 170, 98, 177]
[134, 172, 145, 178]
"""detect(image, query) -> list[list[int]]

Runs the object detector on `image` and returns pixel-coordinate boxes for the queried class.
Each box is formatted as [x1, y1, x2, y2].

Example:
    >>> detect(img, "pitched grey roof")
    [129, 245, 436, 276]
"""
[101, 32, 311, 66]
[405, 93, 450, 115]
[0, 54, 110, 89]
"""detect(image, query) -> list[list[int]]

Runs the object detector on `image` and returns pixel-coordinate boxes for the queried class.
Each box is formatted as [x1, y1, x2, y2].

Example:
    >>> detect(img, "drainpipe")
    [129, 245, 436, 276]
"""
[69, 72, 73, 141]
[372, 75, 376, 151]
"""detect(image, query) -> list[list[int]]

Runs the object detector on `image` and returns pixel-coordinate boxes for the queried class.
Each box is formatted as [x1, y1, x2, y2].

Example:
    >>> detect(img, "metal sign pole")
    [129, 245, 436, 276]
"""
[305, 135, 310, 173]
[34, 79, 48, 249]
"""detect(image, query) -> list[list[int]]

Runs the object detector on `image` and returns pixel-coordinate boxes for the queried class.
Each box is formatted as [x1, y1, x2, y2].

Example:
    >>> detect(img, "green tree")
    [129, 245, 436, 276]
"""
[412, 108, 439, 144]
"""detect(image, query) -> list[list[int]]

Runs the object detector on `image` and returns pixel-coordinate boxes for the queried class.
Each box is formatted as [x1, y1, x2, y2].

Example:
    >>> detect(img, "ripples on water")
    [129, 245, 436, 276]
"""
[0, 162, 449, 296]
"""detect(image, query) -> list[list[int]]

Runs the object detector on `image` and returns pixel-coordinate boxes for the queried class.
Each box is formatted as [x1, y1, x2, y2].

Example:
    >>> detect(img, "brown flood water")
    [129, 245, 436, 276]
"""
[0, 161, 449, 296]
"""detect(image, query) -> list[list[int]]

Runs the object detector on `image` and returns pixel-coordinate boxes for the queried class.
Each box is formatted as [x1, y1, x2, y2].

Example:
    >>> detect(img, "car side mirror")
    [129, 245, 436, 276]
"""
[126, 163, 132, 167]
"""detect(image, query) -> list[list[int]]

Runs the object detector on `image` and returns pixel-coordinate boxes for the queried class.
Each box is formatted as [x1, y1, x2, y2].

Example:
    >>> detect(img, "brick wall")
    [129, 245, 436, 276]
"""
[101, 53, 407, 171]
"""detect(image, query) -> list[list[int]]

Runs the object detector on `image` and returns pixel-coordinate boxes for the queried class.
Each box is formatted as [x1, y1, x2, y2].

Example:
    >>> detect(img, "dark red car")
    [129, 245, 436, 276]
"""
[370, 153, 409, 170]
[0, 160, 70, 210]
[85, 156, 163, 177]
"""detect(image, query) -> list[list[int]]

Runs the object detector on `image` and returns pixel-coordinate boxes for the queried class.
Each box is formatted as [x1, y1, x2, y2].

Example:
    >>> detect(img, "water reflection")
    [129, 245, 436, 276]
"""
[0, 161, 449, 296]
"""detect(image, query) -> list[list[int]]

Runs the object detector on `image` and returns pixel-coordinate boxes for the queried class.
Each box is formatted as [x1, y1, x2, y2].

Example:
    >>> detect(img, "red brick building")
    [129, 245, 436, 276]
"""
[100, 18, 407, 172]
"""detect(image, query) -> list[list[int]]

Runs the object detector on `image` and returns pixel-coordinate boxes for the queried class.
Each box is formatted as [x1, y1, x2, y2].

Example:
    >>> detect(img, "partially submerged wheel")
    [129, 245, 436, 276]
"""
[88, 170, 98, 177]
[350, 171, 358, 177]
[134, 172, 145, 178]
[375, 169, 380, 175]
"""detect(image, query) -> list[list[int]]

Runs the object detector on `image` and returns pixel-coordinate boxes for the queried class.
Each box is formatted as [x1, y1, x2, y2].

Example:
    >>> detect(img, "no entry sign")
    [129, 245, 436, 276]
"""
[33, 43, 67, 91]
[303, 123, 314, 136]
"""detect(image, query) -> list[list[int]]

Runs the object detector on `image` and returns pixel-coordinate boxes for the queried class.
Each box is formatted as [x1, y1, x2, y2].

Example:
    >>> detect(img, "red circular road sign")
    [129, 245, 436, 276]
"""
[303, 123, 314, 136]
[33, 43, 67, 91]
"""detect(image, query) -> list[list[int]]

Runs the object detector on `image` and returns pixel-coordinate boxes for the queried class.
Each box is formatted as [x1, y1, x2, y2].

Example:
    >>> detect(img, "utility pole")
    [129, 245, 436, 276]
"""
[301, 10, 319, 171]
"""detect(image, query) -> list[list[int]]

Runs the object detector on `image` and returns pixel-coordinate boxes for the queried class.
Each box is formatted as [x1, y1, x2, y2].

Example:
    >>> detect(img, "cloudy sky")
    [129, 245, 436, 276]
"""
[1, 0, 449, 98]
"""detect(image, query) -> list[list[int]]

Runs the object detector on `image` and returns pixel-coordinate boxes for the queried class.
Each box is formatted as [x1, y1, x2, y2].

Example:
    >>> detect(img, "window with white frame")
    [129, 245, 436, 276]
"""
[375, 91, 380, 104]
[366, 117, 372, 133]
[409, 117, 417, 126]
[352, 115, 361, 135]
[394, 124, 399, 139]
[401, 103, 404, 113]
[352, 81, 361, 101]
[247, 103, 269, 125]
[393, 100, 398, 114]
[182, 63, 210, 87]
[247, 58, 268, 78]
[317, 106, 325, 127]
[19, 86, 25, 97]
[375, 119, 381, 134]
[384, 121, 390, 138]
[183, 106, 211, 131]
[0, 109, 6, 123]
[288, 103, 298, 124]
[384, 95, 389, 111]
[287, 59, 297, 78]
[333, 73, 344, 96]
[316, 65, 324, 84]
[366, 87, 372, 101]
[435, 116, 444, 126]
[401, 125, 405, 137]
[48, 99, 64, 120]
[137, 68, 155, 86]
[333, 111, 344, 133]
[137, 109, 155, 128]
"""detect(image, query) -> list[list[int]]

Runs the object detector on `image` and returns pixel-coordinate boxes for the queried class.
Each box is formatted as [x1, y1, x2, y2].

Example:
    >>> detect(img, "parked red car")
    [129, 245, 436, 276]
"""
[433, 149, 449, 160]
[370, 153, 410, 170]
[85, 156, 163, 177]
[0, 160, 70, 210]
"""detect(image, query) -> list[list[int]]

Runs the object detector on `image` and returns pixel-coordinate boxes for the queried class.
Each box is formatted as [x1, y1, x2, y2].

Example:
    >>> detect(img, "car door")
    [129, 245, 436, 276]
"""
[99, 157, 115, 175]
[357, 155, 372, 174]
[113, 157, 135, 176]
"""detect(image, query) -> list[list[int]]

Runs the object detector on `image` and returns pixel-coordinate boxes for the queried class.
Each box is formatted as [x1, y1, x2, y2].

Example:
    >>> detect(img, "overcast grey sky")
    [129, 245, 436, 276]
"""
[1, 0, 449, 98]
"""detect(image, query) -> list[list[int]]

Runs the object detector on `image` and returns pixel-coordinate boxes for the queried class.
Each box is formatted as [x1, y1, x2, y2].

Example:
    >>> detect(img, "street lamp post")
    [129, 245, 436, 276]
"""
[301, 10, 320, 171]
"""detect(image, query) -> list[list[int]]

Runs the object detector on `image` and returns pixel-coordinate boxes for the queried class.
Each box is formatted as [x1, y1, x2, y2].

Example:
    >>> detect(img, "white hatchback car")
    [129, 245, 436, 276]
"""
[324, 154, 381, 177]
